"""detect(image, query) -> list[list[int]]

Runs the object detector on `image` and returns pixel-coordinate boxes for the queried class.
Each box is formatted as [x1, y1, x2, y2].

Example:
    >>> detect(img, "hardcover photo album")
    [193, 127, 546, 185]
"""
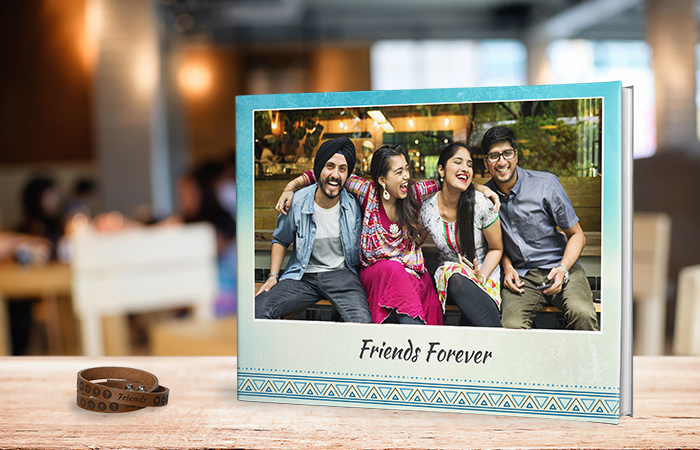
[236, 81, 632, 424]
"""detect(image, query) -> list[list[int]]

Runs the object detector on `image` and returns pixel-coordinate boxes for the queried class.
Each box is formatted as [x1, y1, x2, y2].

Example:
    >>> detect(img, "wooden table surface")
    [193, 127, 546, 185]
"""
[0, 262, 71, 297]
[0, 263, 73, 355]
[1, 356, 698, 449]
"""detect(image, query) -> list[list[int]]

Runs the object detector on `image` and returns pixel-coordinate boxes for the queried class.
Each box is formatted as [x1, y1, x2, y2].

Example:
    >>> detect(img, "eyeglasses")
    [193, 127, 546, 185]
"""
[486, 149, 516, 163]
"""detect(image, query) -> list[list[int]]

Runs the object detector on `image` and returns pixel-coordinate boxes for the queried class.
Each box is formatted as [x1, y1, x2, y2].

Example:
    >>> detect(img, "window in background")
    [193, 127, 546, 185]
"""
[371, 40, 526, 91]
[477, 40, 527, 87]
[549, 40, 655, 159]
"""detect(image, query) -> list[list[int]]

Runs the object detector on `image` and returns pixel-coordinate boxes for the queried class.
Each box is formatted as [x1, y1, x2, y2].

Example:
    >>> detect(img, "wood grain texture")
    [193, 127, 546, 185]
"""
[0, 263, 71, 297]
[0, 263, 73, 356]
[0, 357, 698, 449]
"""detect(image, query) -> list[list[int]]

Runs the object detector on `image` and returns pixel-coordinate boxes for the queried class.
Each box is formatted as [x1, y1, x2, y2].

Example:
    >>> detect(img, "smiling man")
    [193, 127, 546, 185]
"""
[482, 126, 599, 331]
[255, 137, 372, 322]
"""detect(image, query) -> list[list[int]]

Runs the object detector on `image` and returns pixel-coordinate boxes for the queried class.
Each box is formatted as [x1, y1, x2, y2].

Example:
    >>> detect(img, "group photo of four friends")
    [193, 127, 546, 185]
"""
[254, 125, 600, 332]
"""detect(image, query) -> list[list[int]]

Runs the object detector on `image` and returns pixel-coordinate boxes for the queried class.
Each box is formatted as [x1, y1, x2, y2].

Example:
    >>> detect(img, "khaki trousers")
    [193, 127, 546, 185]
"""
[501, 264, 599, 331]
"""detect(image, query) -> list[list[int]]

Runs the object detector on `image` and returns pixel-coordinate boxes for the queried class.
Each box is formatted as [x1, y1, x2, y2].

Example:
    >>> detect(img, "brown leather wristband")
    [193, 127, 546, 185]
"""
[77, 367, 169, 413]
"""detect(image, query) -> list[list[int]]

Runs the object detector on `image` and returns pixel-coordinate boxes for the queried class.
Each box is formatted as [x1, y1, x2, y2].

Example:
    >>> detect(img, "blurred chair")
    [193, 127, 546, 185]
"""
[71, 223, 217, 356]
[633, 212, 672, 355]
[673, 265, 700, 355]
[149, 315, 237, 356]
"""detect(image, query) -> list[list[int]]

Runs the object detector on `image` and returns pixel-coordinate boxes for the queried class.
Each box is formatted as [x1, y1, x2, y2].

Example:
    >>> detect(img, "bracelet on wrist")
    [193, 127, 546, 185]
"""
[267, 272, 279, 280]
[556, 264, 569, 284]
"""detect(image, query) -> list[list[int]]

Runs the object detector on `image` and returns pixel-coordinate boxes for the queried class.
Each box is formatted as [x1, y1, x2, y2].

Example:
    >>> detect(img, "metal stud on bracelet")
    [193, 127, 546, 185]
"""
[125, 383, 134, 391]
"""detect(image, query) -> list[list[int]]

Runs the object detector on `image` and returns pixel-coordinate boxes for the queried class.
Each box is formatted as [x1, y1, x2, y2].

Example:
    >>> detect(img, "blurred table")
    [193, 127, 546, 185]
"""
[0, 262, 71, 355]
[0, 356, 698, 449]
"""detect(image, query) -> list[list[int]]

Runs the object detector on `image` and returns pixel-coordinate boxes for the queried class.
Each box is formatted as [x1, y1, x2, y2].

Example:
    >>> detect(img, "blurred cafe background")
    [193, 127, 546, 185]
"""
[1, 0, 700, 356]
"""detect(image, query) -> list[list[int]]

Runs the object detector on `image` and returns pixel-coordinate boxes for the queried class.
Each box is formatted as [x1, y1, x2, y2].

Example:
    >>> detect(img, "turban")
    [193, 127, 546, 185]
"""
[313, 137, 356, 181]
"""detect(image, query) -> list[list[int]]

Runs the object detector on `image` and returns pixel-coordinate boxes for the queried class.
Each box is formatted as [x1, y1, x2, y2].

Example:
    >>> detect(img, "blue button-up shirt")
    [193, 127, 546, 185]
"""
[272, 185, 362, 281]
[485, 167, 579, 277]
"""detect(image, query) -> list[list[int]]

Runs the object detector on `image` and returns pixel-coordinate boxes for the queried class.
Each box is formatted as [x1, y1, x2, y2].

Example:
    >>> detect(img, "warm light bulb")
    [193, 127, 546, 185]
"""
[444, 139, 448, 144]
[444, 117, 450, 126]
[414, 140, 419, 145]
[83, 0, 102, 70]
[408, 118, 414, 128]
[179, 64, 212, 96]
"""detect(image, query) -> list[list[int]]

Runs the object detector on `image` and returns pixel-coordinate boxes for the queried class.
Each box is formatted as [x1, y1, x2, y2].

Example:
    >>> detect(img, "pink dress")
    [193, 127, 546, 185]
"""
[307, 171, 443, 324]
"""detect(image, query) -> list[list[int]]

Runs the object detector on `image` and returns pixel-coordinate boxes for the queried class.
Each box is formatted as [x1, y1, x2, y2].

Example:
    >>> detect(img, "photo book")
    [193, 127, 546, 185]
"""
[236, 81, 633, 424]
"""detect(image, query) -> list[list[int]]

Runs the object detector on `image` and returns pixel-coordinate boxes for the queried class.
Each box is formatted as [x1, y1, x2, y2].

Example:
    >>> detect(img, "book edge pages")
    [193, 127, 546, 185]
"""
[620, 85, 634, 417]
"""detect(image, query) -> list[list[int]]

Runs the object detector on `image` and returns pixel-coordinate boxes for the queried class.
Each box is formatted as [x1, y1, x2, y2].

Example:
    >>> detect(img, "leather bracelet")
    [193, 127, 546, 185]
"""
[77, 367, 169, 413]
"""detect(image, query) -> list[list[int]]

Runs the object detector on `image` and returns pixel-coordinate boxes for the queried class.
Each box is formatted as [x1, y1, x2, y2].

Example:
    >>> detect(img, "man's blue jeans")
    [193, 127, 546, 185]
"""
[255, 269, 372, 323]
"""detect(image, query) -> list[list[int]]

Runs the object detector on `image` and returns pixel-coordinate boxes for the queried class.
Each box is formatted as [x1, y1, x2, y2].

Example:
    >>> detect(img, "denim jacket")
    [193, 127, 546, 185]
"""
[272, 185, 362, 281]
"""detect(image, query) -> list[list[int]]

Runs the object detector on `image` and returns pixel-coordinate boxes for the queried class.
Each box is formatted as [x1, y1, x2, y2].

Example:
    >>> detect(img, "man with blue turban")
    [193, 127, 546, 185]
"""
[255, 137, 371, 322]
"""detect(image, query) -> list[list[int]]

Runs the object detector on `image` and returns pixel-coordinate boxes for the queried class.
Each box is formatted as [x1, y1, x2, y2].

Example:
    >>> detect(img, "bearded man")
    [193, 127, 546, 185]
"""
[255, 137, 371, 322]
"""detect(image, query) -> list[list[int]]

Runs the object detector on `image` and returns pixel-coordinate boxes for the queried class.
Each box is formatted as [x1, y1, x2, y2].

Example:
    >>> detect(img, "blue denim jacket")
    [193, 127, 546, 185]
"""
[272, 185, 362, 281]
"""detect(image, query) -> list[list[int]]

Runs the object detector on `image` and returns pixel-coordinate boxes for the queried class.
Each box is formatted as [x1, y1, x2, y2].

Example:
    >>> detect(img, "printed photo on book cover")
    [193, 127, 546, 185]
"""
[252, 98, 602, 333]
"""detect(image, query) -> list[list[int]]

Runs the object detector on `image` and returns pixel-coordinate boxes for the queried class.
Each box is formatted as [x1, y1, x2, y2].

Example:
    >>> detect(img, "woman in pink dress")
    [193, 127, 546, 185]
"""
[278, 143, 498, 325]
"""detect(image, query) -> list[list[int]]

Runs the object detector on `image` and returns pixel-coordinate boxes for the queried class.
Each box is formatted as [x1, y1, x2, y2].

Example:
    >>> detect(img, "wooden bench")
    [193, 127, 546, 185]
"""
[300, 301, 602, 313]
[296, 302, 601, 328]
[255, 283, 601, 328]
[540, 304, 601, 313]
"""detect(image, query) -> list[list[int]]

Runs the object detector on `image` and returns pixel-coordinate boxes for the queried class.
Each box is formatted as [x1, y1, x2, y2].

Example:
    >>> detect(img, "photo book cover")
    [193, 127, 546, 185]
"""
[236, 81, 632, 424]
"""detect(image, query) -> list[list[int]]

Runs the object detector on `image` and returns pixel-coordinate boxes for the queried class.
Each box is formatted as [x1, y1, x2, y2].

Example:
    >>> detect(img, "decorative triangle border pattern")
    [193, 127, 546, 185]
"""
[237, 370, 620, 422]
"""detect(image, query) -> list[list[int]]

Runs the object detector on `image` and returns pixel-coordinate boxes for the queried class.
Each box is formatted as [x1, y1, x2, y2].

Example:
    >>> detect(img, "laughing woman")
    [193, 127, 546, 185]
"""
[420, 142, 504, 327]
[277, 140, 499, 325]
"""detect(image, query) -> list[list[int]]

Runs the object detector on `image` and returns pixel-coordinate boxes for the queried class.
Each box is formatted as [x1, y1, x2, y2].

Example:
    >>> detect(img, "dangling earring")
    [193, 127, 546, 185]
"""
[381, 184, 390, 200]
[440, 176, 444, 183]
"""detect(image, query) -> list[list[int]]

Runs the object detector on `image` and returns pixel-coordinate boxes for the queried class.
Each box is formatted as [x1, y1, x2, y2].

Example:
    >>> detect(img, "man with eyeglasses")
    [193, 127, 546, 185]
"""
[482, 126, 599, 331]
